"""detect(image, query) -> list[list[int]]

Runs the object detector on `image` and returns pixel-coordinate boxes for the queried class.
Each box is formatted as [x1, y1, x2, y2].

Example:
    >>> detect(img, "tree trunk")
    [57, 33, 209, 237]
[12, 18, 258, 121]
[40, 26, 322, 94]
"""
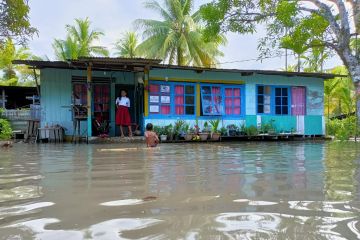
[337, 47, 360, 125]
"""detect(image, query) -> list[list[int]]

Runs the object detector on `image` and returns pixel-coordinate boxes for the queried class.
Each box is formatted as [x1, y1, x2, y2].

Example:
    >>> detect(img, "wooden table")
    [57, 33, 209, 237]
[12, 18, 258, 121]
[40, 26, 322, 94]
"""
[37, 127, 64, 143]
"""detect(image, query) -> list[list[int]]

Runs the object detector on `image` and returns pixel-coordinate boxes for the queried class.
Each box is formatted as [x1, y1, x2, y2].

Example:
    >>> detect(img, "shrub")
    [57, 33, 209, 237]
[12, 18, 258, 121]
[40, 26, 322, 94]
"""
[326, 116, 360, 140]
[246, 125, 258, 136]
[0, 118, 12, 140]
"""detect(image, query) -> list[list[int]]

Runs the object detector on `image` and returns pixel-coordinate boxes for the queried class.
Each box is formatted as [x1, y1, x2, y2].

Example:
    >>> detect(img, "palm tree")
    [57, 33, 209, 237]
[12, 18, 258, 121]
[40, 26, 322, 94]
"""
[114, 32, 141, 58]
[0, 38, 31, 86]
[135, 0, 226, 67]
[53, 18, 109, 60]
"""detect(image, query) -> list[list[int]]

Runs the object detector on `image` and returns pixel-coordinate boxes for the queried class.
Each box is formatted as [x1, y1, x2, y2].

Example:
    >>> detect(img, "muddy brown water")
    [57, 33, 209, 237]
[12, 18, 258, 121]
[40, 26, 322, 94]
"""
[0, 142, 359, 239]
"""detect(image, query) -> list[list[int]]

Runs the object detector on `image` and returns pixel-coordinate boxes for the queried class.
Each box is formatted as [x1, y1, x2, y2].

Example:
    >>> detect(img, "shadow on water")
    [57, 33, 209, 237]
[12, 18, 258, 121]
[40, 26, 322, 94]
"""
[0, 141, 359, 239]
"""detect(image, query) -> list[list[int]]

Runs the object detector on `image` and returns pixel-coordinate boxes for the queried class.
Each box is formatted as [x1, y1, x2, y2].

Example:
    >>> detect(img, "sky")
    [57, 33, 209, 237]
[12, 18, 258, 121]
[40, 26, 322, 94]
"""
[27, 0, 342, 71]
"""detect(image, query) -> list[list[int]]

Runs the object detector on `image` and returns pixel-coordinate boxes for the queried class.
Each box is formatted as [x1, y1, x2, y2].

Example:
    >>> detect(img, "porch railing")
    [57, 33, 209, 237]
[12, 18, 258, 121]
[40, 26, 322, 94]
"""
[1, 105, 41, 121]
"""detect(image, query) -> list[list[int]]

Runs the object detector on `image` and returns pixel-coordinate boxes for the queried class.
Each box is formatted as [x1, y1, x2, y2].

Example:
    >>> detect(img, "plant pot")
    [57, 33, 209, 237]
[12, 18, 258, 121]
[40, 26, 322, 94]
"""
[211, 132, 221, 141]
[199, 133, 209, 141]
[184, 134, 193, 141]
[167, 133, 174, 141]
[160, 135, 167, 141]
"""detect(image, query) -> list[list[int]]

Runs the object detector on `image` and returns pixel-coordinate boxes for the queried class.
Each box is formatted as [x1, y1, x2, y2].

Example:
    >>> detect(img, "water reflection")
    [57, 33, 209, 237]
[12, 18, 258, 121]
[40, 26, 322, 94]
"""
[0, 142, 359, 239]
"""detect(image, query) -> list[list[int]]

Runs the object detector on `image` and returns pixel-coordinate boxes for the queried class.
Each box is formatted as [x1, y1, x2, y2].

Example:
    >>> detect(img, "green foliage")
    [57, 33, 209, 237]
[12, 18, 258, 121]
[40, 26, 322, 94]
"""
[220, 126, 227, 136]
[0, 118, 12, 140]
[173, 120, 185, 135]
[182, 123, 190, 133]
[203, 121, 211, 132]
[0, 0, 37, 44]
[326, 116, 359, 141]
[153, 125, 162, 136]
[115, 32, 141, 58]
[226, 124, 238, 130]
[275, 1, 297, 28]
[53, 18, 109, 60]
[209, 119, 220, 133]
[246, 125, 258, 136]
[325, 66, 355, 118]
[0, 38, 37, 86]
[259, 119, 276, 133]
[136, 0, 226, 67]
[199, 0, 346, 73]
[164, 124, 173, 135]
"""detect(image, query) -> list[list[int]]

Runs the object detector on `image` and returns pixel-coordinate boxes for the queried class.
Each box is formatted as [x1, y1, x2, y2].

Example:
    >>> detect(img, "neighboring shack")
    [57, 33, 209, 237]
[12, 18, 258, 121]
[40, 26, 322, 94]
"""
[14, 57, 337, 139]
[0, 85, 39, 133]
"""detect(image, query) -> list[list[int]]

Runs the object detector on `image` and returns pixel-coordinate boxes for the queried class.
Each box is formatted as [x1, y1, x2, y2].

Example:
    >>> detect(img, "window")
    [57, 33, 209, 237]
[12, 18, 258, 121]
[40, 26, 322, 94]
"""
[200, 84, 244, 116]
[257, 85, 271, 114]
[175, 84, 195, 115]
[73, 83, 87, 105]
[149, 83, 171, 115]
[257, 85, 305, 116]
[275, 87, 289, 115]
[225, 87, 242, 115]
[201, 85, 223, 115]
[148, 81, 196, 116]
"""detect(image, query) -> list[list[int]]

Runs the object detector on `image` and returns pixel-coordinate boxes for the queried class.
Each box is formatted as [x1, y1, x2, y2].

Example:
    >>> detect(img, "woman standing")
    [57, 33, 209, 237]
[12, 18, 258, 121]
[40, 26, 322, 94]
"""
[115, 90, 132, 137]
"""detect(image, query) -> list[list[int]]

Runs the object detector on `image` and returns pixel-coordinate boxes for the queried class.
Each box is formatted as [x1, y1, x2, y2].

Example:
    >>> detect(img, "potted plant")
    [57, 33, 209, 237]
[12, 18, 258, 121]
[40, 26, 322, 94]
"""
[209, 119, 221, 141]
[246, 125, 258, 138]
[239, 124, 246, 136]
[183, 123, 193, 141]
[95, 119, 109, 138]
[227, 124, 238, 136]
[173, 120, 185, 140]
[220, 126, 228, 137]
[164, 124, 173, 141]
[159, 126, 168, 142]
[199, 121, 210, 141]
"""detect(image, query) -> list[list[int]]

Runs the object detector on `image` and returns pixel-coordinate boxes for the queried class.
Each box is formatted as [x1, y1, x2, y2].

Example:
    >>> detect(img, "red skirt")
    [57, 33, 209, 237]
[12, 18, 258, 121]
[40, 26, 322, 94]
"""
[116, 106, 131, 126]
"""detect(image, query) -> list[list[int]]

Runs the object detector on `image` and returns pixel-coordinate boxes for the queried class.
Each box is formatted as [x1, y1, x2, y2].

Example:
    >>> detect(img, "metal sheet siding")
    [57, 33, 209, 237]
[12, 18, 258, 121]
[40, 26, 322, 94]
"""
[41, 69, 73, 135]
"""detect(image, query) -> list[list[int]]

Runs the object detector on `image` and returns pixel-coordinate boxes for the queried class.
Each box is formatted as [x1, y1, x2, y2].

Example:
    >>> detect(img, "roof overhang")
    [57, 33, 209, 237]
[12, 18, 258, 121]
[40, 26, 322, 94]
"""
[13, 57, 343, 79]
[153, 64, 343, 80]
[13, 57, 162, 72]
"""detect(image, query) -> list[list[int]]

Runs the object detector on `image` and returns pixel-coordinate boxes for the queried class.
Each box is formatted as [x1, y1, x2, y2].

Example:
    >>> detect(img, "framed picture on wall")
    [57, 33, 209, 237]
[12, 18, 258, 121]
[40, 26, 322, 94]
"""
[149, 95, 159, 103]
[149, 105, 159, 113]
[161, 96, 170, 103]
[160, 85, 170, 93]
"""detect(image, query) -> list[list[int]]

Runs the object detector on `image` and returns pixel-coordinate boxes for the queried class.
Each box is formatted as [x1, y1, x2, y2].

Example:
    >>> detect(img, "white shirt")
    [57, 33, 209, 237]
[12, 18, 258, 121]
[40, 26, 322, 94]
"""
[116, 97, 130, 107]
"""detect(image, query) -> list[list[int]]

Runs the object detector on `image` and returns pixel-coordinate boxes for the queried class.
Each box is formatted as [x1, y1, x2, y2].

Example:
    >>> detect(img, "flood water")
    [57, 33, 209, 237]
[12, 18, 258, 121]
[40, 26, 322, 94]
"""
[0, 142, 359, 239]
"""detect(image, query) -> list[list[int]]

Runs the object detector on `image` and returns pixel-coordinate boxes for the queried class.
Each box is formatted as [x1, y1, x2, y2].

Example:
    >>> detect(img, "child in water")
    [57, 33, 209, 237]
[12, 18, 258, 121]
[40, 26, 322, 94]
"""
[144, 123, 159, 148]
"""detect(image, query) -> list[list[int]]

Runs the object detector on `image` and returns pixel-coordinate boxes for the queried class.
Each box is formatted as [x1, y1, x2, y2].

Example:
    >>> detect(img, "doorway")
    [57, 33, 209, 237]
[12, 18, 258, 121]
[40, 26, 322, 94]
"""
[115, 84, 142, 136]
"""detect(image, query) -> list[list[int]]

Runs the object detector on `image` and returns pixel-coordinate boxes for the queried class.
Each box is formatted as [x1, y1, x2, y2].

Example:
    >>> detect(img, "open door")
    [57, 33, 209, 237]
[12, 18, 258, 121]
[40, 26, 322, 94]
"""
[115, 85, 142, 136]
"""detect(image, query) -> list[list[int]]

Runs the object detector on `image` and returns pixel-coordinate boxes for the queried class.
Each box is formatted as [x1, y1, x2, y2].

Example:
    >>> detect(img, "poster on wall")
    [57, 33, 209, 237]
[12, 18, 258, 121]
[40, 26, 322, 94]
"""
[161, 96, 170, 103]
[149, 105, 159, 113]
[149, 95, 159, 103]
[160, 85, 170, 93]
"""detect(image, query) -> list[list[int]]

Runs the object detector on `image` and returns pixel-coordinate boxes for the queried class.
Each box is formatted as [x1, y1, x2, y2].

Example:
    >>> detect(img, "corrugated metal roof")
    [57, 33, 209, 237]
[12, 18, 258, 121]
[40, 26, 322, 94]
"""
[13, 57, 341, 79]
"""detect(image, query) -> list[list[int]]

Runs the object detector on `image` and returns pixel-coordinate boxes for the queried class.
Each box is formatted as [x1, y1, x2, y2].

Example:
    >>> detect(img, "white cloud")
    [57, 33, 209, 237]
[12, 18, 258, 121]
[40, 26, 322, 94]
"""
[27, 0, 342, 69]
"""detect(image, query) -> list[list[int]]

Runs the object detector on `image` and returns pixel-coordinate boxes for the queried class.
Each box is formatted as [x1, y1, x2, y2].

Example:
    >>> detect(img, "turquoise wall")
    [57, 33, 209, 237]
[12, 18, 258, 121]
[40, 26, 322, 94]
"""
[41, 67, 325, 136]
[149, 68, 325, 135]
[41, 68, 135, 136]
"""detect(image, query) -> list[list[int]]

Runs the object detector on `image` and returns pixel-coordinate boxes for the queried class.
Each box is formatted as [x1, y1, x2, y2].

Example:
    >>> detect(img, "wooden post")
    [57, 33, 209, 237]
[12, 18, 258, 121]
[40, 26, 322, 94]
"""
[196, 84, 201, 117]
[87, 63, 92, 137]
[33, 68, 40, 97]
[144, 69, 149, 117]
[2, 89, 5, 109]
